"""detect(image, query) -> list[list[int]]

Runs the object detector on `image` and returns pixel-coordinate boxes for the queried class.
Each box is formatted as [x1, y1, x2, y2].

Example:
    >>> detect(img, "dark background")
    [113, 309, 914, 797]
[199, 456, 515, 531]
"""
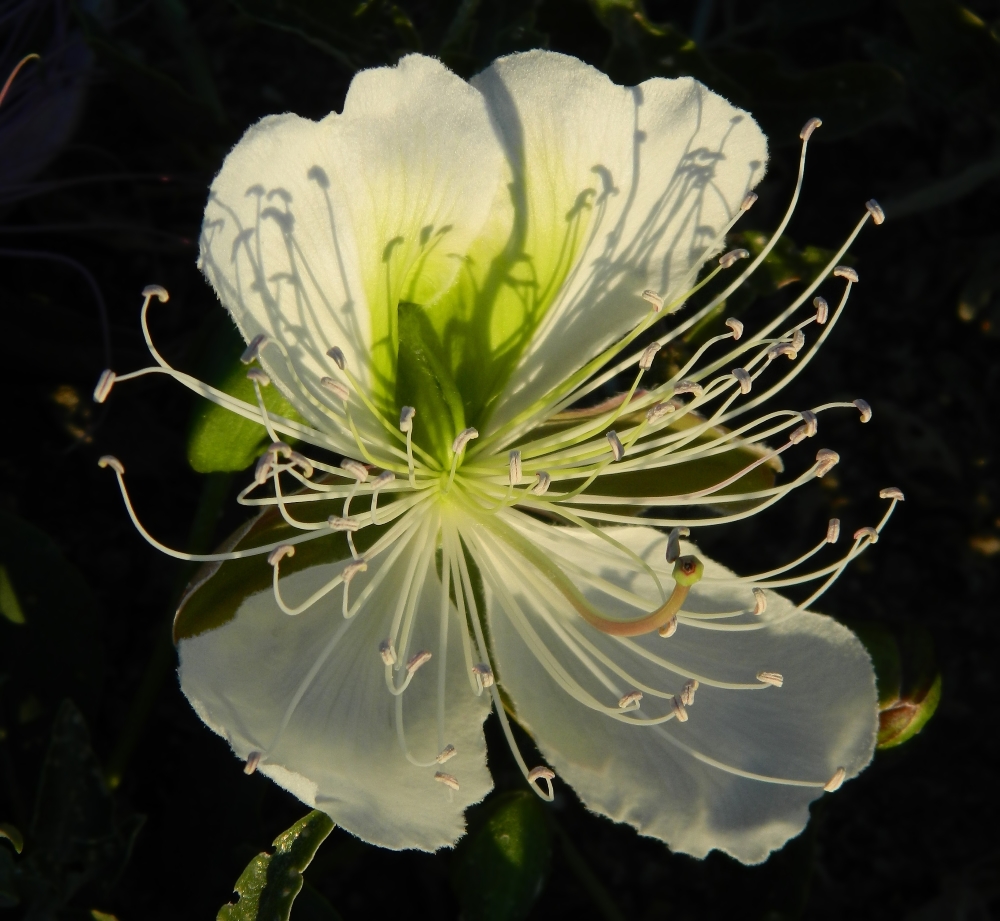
[1, 0, 997, 918]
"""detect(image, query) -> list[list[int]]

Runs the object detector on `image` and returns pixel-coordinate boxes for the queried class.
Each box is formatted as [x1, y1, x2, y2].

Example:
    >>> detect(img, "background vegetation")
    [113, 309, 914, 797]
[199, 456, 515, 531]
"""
[1, 0, 997, 918]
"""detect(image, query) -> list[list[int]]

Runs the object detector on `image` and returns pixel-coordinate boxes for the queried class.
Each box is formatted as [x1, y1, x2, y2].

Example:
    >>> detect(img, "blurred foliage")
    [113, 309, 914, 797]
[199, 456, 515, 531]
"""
[0, 0, 997, 917]
[217, 809, 337, 921]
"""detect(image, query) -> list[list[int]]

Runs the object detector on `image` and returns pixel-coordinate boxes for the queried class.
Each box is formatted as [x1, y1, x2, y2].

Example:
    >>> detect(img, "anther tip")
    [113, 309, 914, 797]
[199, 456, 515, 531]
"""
[246, 367, 270, 387]
[879, 486, 905, 501]
[718, 247, 749, 269]
[244, 751, 262, 775]
[833, 265, 859, 283]
[93, 369, 116, 403]
[98, 455, 125, 475]
[142, 284, 169, 302]
[641, 289, 663, 312]
[799, 117, 823, 141]
[853, 398, 873, 423]
[824, 767, 846, 792]
[327, 346, 346, 370]
[741, 191, 758, 211]
[267, 544, 295, 566]
[725, 317, 744, 340]
[865, 199, 885, 225]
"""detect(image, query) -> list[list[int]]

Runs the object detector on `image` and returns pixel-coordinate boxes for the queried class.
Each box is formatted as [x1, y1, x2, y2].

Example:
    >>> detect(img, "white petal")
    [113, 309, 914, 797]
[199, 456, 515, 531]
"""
[178, 535, 493, 851]
[479, 518, 876, 864]
[199, 54, 505, 429]
[472, 51, 767, 432]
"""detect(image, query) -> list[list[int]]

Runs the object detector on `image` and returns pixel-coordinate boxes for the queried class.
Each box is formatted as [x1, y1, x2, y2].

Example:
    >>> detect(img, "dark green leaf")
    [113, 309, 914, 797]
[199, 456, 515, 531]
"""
[0, 823, 23, 855]
[452, 791, 552, 921]
[187, 319, 303, 473]
[217, 809, 335, 921]
[16, 701, 144, 915]
[0, 511, 104, 718]
[0, 564, 25, 625]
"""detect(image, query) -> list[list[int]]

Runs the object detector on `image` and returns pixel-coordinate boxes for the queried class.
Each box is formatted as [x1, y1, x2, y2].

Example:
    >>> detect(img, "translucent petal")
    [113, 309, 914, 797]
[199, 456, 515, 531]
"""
[471, 51, 768, 433]
[199, 54, 505, 425]
[482, 518, 876, 864]
[178, 537, 493, 851]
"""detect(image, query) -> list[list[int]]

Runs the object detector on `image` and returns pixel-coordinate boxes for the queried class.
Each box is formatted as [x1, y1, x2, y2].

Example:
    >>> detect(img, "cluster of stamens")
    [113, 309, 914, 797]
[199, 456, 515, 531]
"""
[96, 118, 898, 803]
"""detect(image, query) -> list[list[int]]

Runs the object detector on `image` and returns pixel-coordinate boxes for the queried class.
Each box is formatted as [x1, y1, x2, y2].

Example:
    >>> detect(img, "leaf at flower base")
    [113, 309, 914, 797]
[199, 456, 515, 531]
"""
[187, 319, 304, 473]
[452, 791, 552, 921]
[217, 810, 335, 921]
[0, 824, 22, 855]
[849, 622, 942, 749]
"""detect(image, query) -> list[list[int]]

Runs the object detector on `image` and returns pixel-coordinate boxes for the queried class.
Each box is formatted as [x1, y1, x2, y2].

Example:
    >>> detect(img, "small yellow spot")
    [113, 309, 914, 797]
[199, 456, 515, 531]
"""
[969, 535, 1000, 557]
[0, 565, 25, 625]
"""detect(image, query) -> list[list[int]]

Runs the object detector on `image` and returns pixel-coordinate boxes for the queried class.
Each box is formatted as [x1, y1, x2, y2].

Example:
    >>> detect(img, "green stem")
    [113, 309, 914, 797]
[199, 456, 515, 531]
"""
[105, 472, 232, 789]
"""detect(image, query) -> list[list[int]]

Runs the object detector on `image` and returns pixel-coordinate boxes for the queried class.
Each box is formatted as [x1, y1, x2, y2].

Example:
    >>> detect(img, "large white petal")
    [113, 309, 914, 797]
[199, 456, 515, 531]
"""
[478, 517, 876, 864]
[177, 527, 493, 851]
[472, 51, 768, 433]
[199, 54, 505, 432]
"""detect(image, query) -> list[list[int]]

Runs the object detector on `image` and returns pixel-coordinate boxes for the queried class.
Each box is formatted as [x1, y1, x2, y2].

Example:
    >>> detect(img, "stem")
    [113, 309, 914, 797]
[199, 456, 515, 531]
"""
[105, 472, 232, 789]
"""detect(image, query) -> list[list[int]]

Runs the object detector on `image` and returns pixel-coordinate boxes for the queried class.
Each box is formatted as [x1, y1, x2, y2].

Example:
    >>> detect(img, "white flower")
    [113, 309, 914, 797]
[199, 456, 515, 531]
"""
[98, 51, 900, 864]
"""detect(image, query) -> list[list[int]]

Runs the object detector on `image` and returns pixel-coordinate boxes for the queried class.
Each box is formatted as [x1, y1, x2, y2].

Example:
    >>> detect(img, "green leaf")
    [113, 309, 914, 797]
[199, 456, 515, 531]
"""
[396, 300, 466, 464]
[0, 824, 23, 855]
[187, 319, 303, 473]
[16, 701, 144, 914]
[0, 564, 25, 625]
[452, 791, 552, 921]
[217, 810, 335, 921]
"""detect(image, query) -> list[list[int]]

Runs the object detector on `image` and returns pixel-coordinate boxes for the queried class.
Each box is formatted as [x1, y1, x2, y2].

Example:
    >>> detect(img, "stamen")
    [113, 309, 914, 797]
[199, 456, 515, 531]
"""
[531, 472, 551, 495]
[400, 406, 416, 487]
[288, 451, 314, 477]
[658, 615, 677, 638]
[399, 406, 416, 432]
[854, 526, 878, 544]
[434, 772, 460, 791]
[824, 767, 847, 792]
[732, 367, 752, 394]
[472, 663, 495, 689]
[681, 679, 699, 706]
[527, 766, 556, 799]
[93, 369, 116, 403]
[452, 427, 479, 455]
[243, 751, 262, 775]
[833, 265, 859, 283]
[268, 441, 292, 459]
[814, 297, 829, 324]
[673, 380, 703, 396]
[509, 450, 522, 486]
[142, 284, 170, 302]
[379, 639, 397, 665]
[800, 116, 822, 140]
[741, 192, 758, 211]
[406, 650, 432, 675]
[800, 410, 818, 436]
[246, 367, 270, 386]
[791, 329, 806, 352]
[254, 454, 273, 485]
[98, 455, 125, 475]
[240, 333, 268, 364]
[671, 697, 689, 722]
[607, 430, 625, 461]
[618, 690, 643, 710]
[343, 559, 368, 582]
[757, 671, 784, 687]
[865, 199, 885, 225]
[327, 346, 346, 370]
[853, 398, 873, 423]
[827, 518, 841, 543]
[666, 526, 690, 563]
[718, 248, 749, 269]
[752, 587, 766, 615]
[789, 424, 812, 444]
[327, 516, 360, 531]
[815, 448, 839, 477]
[767, 343, 798, 361]
[639, 342, 661, 370]
[641, 289, 663, 312]
[725, 317, 744, 339]
[320, 377, 349, 400]
[267, 544, 295, 566]
[373, 469, 395, 488]
[436, 745, 456, 763]
[879, 486, 905, 501]
[341, 458, 368, 482]
[646, 400, 679, 424]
